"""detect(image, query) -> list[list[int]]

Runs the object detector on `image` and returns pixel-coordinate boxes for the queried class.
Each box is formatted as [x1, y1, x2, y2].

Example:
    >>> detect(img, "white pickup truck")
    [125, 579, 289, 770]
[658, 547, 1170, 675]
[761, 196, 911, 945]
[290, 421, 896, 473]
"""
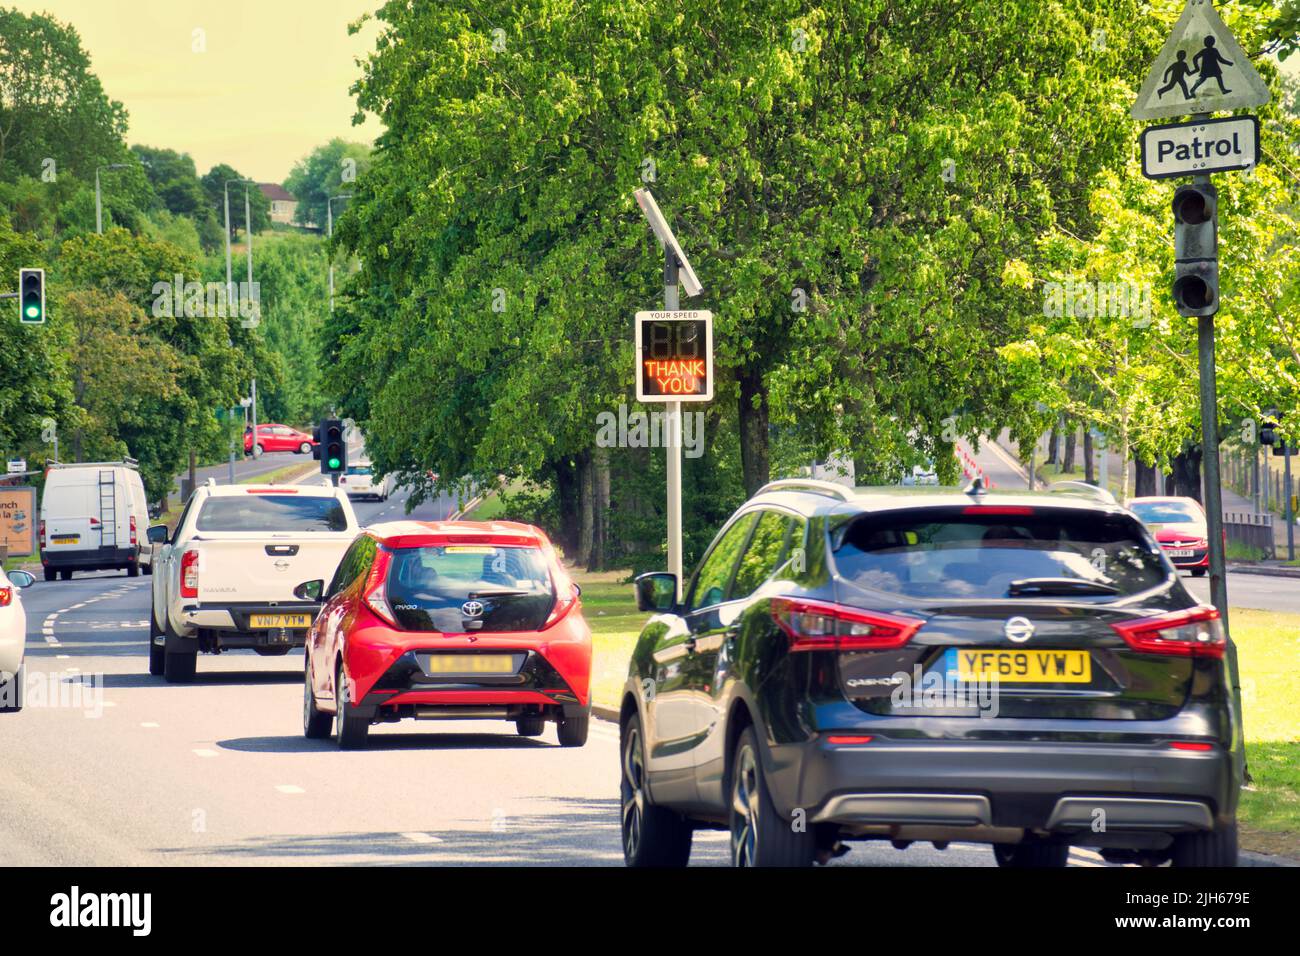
[147, 479, 360, 682]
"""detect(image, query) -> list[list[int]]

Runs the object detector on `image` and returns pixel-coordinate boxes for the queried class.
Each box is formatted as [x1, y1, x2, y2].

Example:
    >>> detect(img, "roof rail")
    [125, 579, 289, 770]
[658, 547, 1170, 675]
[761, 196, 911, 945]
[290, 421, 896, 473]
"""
[963, 476, 989, 497]
[47, 459, 139, 470]
[755, 478, 855, 501]
[1047, 481, 1118, 505]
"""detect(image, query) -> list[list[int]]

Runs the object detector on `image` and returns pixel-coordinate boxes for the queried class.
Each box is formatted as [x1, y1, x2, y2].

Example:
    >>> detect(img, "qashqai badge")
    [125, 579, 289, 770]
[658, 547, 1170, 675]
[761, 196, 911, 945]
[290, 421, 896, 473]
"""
[1004, 616, 1035, 644]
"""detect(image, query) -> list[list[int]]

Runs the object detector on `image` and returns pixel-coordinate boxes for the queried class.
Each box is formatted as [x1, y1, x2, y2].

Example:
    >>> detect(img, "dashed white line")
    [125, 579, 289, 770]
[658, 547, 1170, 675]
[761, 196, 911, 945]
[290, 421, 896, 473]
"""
[192, 748, 218, 758]
[140, 722, 159, 728]
[401, 831, 443, 844]
[275, 784, 305, 795]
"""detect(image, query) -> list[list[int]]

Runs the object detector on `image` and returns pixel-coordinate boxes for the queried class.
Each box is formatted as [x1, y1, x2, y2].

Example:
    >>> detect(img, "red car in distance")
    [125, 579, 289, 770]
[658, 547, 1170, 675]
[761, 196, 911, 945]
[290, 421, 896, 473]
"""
[1129, 496, 1211, 576]
[244, 423, 317, 456]
[301, 520, 592, 749]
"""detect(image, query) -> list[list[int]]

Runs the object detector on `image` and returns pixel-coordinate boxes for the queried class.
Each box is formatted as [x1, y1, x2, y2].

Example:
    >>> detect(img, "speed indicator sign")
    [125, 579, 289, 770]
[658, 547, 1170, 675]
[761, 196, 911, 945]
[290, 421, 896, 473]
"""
[634, 310, 713, 403]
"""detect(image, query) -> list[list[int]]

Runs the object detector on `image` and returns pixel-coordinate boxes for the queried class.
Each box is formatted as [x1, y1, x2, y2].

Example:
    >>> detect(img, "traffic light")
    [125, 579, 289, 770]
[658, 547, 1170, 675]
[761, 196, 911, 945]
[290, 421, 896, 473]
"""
[320, 418, 346, 477]
[1171, 184, 1218, 317]
[19, 268, 44, 325]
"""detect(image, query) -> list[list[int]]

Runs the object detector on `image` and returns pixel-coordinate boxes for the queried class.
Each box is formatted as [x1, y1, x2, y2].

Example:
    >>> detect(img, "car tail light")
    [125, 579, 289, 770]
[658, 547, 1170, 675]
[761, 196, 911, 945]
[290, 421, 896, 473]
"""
[362, 548, 396, 625]
[130, 515, 137, 546]
[544, 557, 579, 629]
[771, 597, 924, 651]
[1169, 741, 1214, 752]
[0, 587, 11, 607]
[180, 549, 200, 598]
[961, 505, 1035, 516]
[826, 735, 874, 745]
[39, 520, 45, 546]
[89, 516, 100, 526]
[1110, 606, 1224, 658]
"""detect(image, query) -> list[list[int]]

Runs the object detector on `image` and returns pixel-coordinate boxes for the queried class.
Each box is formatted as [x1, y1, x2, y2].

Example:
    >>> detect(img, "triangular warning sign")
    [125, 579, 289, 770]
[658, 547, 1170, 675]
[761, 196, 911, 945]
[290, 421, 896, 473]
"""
[1133, 0, 1270, 120]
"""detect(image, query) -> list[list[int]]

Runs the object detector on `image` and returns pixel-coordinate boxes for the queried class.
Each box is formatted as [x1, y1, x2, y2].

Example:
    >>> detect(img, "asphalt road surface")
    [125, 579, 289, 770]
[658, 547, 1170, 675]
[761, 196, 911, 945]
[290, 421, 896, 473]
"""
[1, 484, 1279, 867]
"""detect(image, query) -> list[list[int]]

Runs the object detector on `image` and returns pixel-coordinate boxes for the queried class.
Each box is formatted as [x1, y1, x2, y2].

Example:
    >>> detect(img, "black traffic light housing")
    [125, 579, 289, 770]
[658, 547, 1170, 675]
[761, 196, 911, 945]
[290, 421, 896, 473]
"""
[19, 268, 44, 325]
[319, 418, 346, 477]
[1171, 184, 1218, 317]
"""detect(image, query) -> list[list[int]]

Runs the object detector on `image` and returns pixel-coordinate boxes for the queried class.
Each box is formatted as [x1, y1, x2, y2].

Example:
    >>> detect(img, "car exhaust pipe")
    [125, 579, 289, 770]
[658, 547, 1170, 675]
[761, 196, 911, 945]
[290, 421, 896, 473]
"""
[413, 706, 511, 720]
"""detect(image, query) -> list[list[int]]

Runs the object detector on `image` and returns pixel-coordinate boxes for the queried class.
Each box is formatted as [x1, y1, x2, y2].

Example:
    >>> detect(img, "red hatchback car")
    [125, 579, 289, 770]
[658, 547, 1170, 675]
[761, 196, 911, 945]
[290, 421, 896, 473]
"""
[244, 423, 317, 456]
[301, 520, 592, 749]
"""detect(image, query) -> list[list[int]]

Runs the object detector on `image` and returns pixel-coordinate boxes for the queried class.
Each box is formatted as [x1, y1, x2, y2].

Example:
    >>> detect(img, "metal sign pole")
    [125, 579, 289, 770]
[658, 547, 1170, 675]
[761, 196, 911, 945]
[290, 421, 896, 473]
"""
[664, 252, 683, 600]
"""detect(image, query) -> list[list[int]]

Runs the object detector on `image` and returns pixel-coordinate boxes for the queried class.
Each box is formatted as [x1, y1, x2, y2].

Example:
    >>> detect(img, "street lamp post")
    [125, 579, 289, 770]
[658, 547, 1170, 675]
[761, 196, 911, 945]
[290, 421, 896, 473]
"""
[223, 178, 256, 303]
[95, 164, 130, 234]
[327, 193, 354, 311]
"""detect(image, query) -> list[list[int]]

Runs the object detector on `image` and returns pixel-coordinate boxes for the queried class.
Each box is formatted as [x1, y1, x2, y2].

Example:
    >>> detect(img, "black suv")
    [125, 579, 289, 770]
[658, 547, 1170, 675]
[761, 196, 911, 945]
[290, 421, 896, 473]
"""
[619, 480, 1241, 867]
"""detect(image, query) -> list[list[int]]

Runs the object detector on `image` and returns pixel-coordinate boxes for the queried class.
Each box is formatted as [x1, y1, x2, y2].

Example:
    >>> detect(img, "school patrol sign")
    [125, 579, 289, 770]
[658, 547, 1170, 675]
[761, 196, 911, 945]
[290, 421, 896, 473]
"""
[1132, 0, 1270, 121]
[1141, 115, 1258, 179]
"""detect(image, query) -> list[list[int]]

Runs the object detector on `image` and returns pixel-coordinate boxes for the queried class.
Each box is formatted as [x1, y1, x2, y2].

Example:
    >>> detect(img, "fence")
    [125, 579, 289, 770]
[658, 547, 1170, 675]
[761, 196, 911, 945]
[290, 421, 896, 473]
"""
[1224, 510, 1275, 560]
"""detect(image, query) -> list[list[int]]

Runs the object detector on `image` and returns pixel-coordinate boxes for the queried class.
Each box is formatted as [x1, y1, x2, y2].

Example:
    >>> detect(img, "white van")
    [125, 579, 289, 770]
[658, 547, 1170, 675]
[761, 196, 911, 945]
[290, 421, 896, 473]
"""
[39, 459, 152, 581]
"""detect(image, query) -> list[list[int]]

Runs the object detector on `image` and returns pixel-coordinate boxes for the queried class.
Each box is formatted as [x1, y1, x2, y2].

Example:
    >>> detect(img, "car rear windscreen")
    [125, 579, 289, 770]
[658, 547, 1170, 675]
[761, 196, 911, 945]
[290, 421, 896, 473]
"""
[385, 545, 555, 632]
[1131, 501, 1201, 525]
[194, 495, 348, 532]
[833, 507, 1168, 600]
[346, 465, 372, 476]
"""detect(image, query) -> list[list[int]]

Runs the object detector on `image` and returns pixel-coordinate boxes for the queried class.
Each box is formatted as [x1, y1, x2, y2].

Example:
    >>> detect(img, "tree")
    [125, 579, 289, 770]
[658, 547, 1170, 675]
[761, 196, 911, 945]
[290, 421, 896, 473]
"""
[283, 138, 371, 230]
[0, 8, 128, 182]
[201, 164, 271, 239]
[133, 145, 222, 250]
[326, 0, 1166, 570]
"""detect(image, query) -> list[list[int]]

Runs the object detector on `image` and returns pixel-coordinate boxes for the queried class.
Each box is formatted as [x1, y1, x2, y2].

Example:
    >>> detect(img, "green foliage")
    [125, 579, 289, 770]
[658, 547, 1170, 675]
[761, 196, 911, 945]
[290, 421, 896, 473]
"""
[0, 7, 128, 182]
[326, 0, 1168, 561]
[200, 164, 271, 238]
[283, 138, 371, 230]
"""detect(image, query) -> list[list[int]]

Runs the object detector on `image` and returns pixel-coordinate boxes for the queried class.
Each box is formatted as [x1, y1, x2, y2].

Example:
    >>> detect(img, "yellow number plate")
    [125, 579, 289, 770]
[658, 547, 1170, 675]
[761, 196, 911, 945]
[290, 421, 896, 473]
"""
[954, 649, 1092, 683]
[423, 654, 516, 675]
[250, 613, 312, 629]
[52, 535, 79, 545]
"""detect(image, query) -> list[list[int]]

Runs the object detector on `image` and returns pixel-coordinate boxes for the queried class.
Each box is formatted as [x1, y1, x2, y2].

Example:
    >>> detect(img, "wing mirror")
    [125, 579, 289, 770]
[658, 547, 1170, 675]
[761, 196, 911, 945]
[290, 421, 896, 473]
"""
[294, 579, 324, 601]
[7, 570, 34, 588]
[146, 525, 169, 545]
[634, 572, 678, 613]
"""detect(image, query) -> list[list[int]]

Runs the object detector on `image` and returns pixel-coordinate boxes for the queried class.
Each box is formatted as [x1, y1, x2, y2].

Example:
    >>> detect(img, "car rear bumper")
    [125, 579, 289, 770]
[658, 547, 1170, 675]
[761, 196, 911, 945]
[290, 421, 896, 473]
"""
[175, 601, 321, 650]
[792, 736, 1236, 837]
[353, 648, 588, 719]
[41, 546, 139, 569]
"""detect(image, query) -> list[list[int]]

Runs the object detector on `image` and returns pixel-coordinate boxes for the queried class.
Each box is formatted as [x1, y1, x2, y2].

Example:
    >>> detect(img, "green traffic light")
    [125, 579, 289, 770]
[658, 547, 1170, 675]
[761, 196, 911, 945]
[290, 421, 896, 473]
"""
[25, 305, 38, 318]
[328, 457, 341, 470]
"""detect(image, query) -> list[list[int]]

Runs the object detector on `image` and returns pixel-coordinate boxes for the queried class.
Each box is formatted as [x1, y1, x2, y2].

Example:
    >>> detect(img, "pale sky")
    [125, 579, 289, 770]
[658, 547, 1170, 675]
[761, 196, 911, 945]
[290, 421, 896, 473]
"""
[12, 0, 383, 182]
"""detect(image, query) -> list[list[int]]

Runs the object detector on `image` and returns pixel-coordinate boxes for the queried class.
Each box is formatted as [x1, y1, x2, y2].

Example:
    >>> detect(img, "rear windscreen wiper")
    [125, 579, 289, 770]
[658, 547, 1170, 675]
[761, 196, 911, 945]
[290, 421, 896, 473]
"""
[467, 589, 530, 599]
[1006, 577, 1120, 597]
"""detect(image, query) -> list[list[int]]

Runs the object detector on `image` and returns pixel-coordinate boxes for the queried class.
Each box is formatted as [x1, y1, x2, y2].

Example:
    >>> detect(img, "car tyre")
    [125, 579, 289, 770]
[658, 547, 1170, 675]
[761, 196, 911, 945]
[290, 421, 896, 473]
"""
[303, 662, 331, 739]
[43, 568, 57, 582]
[335, 662, 369, 750]
[1171, 822, 1237, 867]
[59, 570, 72, 581]
[620, 714, 692, 867]
[516, 716, 545, 737]
[992, 838, 1070, 868]
[0, 663, 24, 713]
[729, 725, 814, 867]
[557, 709, 589, 747]
[147, 611, 165, 677]
[127, 559, 140, 578]
[1191, 567, 1208, 577]
[253, 443, 264, 457]
[299, 442, 312, 454]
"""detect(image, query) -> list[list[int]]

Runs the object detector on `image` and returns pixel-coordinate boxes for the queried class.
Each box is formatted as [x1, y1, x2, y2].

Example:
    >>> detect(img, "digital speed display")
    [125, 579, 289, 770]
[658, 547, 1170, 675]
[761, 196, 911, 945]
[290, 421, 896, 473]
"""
[634, 310, 714, 402]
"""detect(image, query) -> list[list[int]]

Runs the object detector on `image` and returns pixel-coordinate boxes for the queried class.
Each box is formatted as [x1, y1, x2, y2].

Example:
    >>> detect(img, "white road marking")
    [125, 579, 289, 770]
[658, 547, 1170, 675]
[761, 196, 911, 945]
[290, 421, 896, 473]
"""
[141, 722, 159, 728]
[192, 748, 218, 758]
[275, 785, 305, 795]
[401, 831, 443, 844]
